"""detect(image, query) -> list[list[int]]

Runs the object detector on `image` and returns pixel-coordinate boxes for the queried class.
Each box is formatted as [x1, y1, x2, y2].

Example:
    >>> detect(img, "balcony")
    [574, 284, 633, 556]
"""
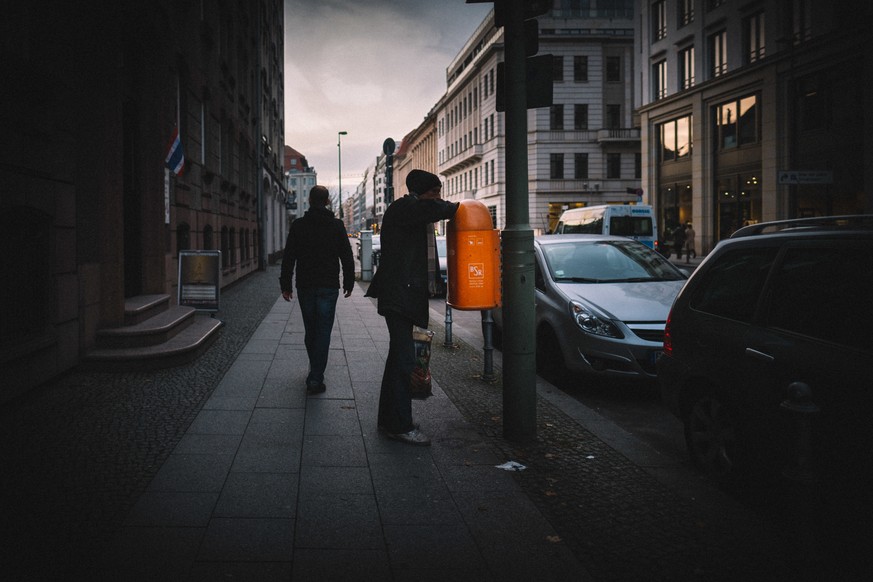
[440, 143, 484, 174]
[596, 128, 641, 144]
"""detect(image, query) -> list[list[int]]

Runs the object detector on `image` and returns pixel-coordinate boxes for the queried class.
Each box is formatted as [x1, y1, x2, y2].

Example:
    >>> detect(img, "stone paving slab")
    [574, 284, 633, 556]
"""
[2, 264, 859, 581]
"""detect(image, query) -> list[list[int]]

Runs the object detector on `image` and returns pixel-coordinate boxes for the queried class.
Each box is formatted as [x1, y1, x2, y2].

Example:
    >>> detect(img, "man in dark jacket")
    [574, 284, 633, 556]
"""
[365, 170, 459, 445]
[279, 185, 355, 394]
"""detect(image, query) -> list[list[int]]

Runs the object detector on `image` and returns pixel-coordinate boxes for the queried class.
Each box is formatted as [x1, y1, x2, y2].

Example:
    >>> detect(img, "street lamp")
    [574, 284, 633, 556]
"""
[337, 131, 348, 222]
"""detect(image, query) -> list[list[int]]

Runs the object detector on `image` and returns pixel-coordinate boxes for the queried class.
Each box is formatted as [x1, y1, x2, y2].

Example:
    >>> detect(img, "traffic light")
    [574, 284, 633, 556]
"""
[468, 0, 553, 112]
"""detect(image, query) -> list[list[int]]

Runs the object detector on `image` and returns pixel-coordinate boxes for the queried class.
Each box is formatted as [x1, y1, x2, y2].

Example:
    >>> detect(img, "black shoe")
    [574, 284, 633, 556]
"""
[306, 383, 326, 395]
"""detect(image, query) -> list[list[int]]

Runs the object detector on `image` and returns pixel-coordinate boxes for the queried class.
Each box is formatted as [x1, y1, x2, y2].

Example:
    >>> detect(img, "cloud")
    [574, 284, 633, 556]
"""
[284, 0, 492, 189]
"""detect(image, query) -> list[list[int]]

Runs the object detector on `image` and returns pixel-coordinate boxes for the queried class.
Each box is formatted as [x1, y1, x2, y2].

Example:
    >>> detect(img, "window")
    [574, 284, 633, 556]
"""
[574, 104, 588, 130]
[221, 227, 230, 268]
[718, 101, 738, 148]
[488, 205, 497, 229]
[792, 0, 812, 43]
[659, 115, 692, 161]
[767, 245, 871, 350]
[717, 94, 758, 149]
[552, 56, 564, 81]
[575, 153, 589, 179]
[203, 224, 214, 250]
[635, 153, 642, 179]
[606, 104, 621, 129]
[652, 1, 667, 41]
[550, 105, 564, 130]
[177, 223, 191, 254]
[678, 0, 694, 26]
[607, 153, 621, 179]
[574, 55, 588, 81]
[710, 30, 727, 78]
[745, 11, 765, 64]
[679, 46, 695, 89]
[737, 95, 758, 145]
[798, 75, 825, 131]
[653, 60, 667, 99]
[606, 56, 621, 82]
[690, 247, 777, 322]
[550, 153, 564, 179]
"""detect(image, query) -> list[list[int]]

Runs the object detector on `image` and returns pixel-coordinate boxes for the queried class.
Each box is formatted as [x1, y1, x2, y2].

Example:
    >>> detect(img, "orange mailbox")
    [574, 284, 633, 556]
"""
[447, 200, 501, 310]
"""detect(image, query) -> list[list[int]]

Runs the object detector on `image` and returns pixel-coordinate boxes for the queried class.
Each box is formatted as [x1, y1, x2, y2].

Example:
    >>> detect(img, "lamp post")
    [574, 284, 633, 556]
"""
[337, 131, 348, 223]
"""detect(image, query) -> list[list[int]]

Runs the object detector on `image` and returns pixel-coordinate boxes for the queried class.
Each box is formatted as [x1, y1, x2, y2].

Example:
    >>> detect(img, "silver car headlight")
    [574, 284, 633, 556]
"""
[570, 301, 624, 338]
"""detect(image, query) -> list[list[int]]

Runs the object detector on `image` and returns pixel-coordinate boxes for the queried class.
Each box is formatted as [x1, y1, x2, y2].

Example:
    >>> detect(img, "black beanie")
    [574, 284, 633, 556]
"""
[406, 169, 441, 195]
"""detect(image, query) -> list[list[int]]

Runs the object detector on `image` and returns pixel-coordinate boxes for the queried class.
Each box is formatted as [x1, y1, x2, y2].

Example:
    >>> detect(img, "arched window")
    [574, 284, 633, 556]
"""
[177, 223, 191, 255]
[221, 226, 229, 268]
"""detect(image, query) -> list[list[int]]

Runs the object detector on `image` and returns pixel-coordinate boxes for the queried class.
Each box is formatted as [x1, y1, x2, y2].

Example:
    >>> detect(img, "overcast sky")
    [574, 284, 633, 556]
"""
[283, 0, 493, 198]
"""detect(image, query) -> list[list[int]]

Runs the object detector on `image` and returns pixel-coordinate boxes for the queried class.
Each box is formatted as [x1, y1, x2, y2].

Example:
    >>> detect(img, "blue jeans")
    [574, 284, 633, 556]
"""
[296, 287, 340, 388]
[378, 314, 415, 433]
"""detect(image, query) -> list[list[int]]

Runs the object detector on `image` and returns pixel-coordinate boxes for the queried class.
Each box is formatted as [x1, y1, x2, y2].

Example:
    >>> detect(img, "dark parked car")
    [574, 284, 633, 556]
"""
[659, 215, 873, 484]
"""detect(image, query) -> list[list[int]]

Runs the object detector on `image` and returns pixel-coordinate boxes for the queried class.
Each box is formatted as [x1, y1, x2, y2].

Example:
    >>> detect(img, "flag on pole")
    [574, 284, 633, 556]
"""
[165, 126, 185, 175]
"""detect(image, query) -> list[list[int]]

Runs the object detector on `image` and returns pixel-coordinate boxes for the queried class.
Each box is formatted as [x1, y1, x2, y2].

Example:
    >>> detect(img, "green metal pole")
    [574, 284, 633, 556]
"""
[501, 0, 536, 441]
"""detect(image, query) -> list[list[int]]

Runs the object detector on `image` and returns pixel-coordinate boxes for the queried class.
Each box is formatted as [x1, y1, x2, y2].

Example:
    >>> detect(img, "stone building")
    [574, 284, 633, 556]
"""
[635, 0, 872, 252]
[436, 2, 640, 235]
[284, 146, 317, 222]
[0, 0, 286, 402]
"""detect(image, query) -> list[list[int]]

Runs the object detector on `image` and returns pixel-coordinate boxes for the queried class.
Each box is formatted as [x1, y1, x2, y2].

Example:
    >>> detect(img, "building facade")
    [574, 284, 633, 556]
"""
[1, 0, 286, 402]
[284, 146, 317, 222]
[437, 2, 640, 235]
[636, 0, 871, 253]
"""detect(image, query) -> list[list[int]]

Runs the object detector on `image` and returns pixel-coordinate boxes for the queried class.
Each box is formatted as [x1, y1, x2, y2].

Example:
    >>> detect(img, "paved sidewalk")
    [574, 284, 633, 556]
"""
[4, 265, 834, 581]
[99, 288, 588, 581]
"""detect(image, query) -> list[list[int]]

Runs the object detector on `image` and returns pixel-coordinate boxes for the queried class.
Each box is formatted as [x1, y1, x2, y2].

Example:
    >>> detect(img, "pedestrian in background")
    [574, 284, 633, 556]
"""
[279, 185, 355, 395]
[672, 224, 687, 261]
[683, 222, 696, 262]
[365, 170, 459, 446]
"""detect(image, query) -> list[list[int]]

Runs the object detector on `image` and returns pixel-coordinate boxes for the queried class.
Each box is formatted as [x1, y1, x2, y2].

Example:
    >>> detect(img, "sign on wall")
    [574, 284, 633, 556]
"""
[178, 250, 221, 311]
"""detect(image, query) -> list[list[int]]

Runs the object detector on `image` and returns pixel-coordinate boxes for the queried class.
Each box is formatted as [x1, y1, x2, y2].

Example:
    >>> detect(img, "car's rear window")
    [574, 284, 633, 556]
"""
[689, 247, 777, 322]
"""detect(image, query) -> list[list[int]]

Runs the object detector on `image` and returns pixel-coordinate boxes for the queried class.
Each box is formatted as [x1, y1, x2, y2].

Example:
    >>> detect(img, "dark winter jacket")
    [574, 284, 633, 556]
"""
[365, 194, 458, 328]
[279, 206, 355, 293]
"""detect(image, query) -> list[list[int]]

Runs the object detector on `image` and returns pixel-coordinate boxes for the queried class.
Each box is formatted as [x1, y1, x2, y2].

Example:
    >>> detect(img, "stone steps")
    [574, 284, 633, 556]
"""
[83, 294, 223, 371]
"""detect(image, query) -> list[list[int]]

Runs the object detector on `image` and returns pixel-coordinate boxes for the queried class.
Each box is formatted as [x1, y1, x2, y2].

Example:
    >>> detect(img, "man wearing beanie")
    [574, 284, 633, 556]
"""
[365, 170, 458, 445]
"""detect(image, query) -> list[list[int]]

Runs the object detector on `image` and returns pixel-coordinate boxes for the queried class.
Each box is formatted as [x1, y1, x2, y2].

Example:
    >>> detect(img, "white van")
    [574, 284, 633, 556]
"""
[553, 204, 658, 249]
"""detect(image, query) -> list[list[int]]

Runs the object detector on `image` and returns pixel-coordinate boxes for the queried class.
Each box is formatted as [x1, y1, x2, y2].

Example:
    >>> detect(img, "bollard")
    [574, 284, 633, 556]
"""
[780, 381, 822, 572]
[443, 303, 454, 348]
[481, 309, 496, 381]
[780, 381, 820, 483]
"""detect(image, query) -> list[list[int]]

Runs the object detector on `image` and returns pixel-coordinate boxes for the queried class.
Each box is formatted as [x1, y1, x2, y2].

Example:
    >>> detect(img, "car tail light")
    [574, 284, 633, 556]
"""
[663, 309, 673, 356]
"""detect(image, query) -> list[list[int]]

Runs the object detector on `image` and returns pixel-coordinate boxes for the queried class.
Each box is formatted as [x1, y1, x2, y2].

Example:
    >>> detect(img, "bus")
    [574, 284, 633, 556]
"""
[552, 205, 658, 250]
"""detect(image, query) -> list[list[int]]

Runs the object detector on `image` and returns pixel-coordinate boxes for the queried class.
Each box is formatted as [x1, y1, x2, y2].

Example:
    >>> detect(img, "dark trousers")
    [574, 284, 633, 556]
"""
[378, 313, 415, 434]
[297, 287, 340, 388]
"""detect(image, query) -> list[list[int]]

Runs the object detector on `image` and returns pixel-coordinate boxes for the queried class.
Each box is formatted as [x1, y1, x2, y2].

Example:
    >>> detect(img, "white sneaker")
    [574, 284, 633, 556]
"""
[387, 428, 431, 446]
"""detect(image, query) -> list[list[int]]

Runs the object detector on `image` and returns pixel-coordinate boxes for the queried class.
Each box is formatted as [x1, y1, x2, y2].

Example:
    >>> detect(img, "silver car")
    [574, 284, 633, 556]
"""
[495, 235, 687, 379]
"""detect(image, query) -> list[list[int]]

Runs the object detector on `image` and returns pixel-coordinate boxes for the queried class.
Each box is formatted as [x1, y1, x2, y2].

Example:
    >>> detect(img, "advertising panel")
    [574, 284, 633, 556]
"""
[178, 251, 221, 311]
